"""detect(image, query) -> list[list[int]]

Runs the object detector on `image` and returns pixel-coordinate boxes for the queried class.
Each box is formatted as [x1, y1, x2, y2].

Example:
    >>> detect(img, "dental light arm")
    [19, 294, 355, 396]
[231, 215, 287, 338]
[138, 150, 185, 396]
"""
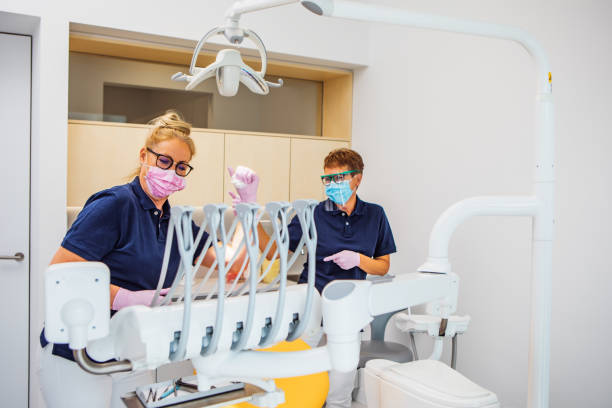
[296, 2, 554, 407]
[226, 0, 299, 23]
[301, 0, 551, 92]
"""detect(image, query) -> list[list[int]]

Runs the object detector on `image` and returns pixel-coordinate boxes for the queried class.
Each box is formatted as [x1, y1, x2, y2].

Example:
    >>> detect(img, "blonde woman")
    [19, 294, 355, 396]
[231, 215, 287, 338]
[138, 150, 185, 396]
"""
[39, 111, 244, 408]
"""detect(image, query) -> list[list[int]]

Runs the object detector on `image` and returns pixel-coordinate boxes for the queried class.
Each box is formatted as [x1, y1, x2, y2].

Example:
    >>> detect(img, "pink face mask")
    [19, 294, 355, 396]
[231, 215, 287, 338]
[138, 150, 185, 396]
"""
[144, 165, 186, 199]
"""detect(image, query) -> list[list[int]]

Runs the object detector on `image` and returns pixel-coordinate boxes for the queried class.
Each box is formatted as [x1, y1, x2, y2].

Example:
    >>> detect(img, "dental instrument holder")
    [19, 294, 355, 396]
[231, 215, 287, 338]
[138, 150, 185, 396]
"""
[258, 202, 291, 347]
[230, 202, 262, 351]
[285, 199, 318, 341]
[154, 200, 320, 353]
[168, 206, 197, 362]
[200, 204, 230, 356]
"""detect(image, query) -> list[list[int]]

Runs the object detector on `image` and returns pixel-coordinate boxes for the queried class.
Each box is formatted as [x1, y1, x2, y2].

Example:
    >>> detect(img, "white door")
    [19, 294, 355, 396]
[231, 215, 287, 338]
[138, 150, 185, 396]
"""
[0, 32, 31, 407]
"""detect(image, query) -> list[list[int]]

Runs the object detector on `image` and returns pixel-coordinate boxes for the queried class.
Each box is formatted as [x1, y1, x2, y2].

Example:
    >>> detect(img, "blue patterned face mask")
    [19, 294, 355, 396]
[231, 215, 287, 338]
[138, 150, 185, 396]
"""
[325, 180, 354, 205]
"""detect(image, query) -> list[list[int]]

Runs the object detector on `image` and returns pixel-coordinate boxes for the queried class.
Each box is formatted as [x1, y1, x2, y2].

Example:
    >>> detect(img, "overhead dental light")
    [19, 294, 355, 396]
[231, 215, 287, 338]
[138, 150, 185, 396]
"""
[172, 23, 283, 96]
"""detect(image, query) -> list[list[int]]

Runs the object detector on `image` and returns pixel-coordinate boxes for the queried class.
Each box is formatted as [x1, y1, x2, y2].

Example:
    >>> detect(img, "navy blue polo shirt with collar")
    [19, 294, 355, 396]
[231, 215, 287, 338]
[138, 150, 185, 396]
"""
[289, 195, 396, 293]
[40, 177, 209, 360]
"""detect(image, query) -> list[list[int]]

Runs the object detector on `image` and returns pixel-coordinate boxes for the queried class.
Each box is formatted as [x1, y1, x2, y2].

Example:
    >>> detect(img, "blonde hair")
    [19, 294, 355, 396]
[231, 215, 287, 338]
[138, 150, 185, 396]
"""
[128, 110, 195, 179]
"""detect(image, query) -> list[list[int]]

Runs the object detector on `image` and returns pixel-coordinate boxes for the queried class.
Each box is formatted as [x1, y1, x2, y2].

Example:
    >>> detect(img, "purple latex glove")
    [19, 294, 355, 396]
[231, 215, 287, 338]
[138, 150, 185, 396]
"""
[323, 250, 361, 270]
[111, 288, 169, 311]
[228, 166, 259, 204]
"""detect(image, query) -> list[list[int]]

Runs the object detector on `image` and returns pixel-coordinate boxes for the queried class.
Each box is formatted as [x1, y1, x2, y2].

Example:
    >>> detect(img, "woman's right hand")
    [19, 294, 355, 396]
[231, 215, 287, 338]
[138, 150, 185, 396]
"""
[111, 288, 169, 311]
[228, 166, 259, 204]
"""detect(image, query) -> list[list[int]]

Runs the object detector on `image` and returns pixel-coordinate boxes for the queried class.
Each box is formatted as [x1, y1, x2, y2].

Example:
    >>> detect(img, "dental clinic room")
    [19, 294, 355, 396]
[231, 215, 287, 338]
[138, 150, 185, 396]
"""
[1, 0, 611, 407]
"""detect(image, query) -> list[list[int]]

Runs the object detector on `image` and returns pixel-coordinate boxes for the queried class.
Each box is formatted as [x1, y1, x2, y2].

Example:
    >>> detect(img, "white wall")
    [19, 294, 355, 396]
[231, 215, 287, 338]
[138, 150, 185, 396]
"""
[0, 2, 368, 408]
[2, 0, 369, 67]
[352, 0, 612, 407]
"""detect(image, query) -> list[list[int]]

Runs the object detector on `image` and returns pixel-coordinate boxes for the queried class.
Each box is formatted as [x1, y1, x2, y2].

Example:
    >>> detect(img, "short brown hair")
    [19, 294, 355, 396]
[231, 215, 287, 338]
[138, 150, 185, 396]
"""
[324, 148, 364, 173]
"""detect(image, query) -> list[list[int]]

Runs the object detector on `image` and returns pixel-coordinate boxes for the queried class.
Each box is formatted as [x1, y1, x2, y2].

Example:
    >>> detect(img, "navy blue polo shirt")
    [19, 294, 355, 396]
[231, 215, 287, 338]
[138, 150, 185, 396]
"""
[41, 177, 209, 360]
[290, 196, 396, 293]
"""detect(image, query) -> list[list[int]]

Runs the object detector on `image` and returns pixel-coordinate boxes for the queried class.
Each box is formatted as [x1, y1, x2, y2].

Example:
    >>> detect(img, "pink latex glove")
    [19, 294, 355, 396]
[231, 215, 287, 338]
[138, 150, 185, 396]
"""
[228, 166, 259, 204]
[111, 288, 169, 311]
[323, 250, 361, 270]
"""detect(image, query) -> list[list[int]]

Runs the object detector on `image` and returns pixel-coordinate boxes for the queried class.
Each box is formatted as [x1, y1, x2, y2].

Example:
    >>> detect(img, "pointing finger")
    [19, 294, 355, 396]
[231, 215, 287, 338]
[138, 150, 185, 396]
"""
[323, 253, 339, 262]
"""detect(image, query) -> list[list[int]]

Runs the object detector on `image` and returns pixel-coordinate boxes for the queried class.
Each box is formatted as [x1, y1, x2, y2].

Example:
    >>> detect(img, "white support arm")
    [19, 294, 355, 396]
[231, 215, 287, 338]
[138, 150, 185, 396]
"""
[226, 0, 299, 21]
[418, 196, 541, 273]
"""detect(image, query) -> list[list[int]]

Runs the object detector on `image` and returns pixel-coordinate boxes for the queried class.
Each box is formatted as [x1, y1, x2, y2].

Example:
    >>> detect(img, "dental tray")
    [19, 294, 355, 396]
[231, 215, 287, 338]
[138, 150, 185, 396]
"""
[135, 376, 245, 408]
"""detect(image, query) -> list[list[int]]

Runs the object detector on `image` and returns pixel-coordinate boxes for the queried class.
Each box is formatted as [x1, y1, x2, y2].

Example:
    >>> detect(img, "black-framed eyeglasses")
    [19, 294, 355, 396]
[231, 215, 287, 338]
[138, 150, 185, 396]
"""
[146, 147, 194, 177]
[320, 170, 359, 186]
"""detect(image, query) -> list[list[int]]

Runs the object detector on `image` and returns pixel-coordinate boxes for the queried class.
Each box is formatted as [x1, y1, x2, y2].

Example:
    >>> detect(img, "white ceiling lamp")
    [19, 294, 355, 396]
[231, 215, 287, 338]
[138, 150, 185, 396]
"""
[171, 1, 293, 96]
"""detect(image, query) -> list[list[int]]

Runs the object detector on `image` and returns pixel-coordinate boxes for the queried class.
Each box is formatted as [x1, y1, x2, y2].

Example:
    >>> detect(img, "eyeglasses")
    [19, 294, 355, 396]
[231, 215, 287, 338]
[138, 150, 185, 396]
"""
[320, 170, 359, 186]
[146, 147, 194, 177]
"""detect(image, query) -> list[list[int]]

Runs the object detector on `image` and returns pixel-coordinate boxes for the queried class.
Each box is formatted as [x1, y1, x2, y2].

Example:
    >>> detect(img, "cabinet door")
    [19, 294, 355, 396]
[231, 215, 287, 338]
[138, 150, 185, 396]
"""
[290, 139, 349, 201]
[67, 122, 223, 207]
[68, 122, 147, 206]
[224, 133, 291, 204]
[171, 130, 224, 206]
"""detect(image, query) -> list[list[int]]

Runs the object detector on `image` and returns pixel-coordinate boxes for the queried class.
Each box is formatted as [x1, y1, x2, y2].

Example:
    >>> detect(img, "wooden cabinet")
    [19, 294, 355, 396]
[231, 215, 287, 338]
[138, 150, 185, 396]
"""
[67, 121, 224, 206]
[224, 133, 291, 204]
[172, 130, 225, 205]
[68, 120, 350, 208]
[68, 122, 148, 206]
[289, 138, 350, 201]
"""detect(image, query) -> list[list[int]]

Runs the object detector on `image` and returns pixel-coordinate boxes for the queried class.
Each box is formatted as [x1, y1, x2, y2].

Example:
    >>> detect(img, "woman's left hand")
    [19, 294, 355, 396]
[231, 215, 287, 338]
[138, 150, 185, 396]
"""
[324, 250, 361, 270]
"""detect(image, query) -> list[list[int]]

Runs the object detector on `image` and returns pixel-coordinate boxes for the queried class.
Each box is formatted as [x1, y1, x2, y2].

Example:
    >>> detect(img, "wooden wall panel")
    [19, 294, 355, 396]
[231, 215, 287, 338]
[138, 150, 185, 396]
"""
[322, 74, 353, 140]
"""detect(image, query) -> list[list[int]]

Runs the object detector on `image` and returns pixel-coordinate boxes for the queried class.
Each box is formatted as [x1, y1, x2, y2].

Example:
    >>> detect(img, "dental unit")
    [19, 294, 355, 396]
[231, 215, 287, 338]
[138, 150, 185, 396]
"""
[45, 1, 554, 407]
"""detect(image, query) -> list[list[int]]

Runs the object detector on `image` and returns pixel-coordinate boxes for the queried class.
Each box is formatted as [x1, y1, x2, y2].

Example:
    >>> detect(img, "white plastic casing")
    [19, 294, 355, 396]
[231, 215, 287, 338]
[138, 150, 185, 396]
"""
[87, 284, 322, 370]
[395, 313, 471, 337]
[322, 280, 373, 372]
[44, 262, 110, 349]
[215, 49, 243, 96]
